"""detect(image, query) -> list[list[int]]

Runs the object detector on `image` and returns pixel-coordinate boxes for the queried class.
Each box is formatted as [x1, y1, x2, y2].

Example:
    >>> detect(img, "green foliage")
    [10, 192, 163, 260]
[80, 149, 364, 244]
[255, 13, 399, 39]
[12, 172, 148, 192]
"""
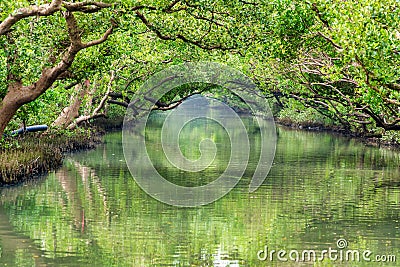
[382, 131, 400, 145]
[0, 0, 399, 136]
[253, 0, 400, 134]
[0, 138, 20, 150]
[278, 106, 337, 128]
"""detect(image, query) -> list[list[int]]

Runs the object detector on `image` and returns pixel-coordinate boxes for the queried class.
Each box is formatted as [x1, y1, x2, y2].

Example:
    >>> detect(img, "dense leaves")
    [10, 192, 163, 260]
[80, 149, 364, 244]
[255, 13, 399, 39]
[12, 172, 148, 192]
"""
[0, 0, 399, 137]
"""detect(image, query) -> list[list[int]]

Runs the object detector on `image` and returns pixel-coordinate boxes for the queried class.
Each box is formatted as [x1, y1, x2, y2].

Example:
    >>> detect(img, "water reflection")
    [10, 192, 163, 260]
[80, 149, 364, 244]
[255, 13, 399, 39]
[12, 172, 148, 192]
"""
[0, 119, 399, 266]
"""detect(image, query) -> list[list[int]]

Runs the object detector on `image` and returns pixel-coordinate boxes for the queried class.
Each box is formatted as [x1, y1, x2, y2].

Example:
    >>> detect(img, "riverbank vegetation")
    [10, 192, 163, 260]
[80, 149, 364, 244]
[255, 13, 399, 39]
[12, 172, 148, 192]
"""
[0, 128, 101, 185]
[0, 0, 399, 182]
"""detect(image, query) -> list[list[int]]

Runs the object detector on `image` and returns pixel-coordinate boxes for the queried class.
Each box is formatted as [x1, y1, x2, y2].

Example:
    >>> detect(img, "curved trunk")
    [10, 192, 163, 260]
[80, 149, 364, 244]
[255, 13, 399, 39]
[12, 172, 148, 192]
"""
[0, 10, 115, 137]
[52, 84, 87, 128]
[0, 101, 20, 136]
[0, 82, 33, 136]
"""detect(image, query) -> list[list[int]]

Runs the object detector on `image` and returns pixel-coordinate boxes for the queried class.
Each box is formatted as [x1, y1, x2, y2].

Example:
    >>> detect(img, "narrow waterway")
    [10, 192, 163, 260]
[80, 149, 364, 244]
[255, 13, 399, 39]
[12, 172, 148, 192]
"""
[0, 111, 399, 266]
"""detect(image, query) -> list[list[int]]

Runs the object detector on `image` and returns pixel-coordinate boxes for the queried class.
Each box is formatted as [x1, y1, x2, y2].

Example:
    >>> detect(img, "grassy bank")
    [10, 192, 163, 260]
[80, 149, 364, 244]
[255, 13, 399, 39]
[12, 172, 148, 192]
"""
[0, 128, 102, 186]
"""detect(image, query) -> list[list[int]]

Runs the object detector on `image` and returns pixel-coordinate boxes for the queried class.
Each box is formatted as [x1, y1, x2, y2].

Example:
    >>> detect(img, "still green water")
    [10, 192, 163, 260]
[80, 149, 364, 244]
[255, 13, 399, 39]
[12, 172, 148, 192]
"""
[0, 115, 399, 266]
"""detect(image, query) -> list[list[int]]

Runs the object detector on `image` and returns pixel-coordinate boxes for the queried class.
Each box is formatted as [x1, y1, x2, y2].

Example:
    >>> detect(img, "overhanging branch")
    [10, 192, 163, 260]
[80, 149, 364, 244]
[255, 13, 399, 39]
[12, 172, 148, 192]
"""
[135, 11, 236, 51]
[0, 0, 114, 35]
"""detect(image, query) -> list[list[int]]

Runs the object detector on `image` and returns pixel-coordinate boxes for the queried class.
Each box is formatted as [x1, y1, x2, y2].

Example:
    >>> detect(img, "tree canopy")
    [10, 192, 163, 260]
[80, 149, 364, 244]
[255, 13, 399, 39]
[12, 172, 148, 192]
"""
[0, 0, 399, 138]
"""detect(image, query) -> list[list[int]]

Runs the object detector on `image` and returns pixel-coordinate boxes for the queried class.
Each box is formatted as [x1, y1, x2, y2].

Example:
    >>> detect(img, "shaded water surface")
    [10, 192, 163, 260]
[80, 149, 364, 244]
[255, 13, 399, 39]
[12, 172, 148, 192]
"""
[0, 113, 399, 266]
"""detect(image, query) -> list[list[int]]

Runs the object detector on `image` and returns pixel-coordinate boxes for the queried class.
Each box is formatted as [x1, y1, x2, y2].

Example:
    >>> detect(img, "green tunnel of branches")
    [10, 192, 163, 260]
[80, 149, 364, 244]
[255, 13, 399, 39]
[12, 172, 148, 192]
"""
[0, 0, 399, 139]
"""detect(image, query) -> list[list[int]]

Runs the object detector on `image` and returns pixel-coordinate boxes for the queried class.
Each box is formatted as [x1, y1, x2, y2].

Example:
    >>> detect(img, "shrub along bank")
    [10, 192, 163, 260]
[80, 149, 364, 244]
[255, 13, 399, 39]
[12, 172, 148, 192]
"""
[0, 128, 102, 185]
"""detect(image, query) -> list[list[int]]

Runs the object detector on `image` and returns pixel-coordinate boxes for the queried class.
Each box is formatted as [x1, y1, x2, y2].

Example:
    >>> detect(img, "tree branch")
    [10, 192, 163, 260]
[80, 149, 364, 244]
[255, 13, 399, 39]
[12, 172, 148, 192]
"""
[107, 99, 128, 108]
[0, 0, 114, 35]
[67, 69, 115, 129]
[83, 25, 115, 48]
[311, 3, 331, 29]
[136, 11, 235, 51]
[4, 9, 115, 109]
[238, 0, 258, 6]
[63, 1, 113, 12]
[152, 89, 209, 111]
[317, 31, 342, 50]
[163, 0, 186, 13]
[0, 0, 62, 35]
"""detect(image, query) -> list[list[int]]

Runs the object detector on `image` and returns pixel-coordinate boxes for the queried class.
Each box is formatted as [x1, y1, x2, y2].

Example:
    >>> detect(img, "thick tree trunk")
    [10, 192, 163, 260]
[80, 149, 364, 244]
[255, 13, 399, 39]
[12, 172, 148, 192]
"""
[0, 81, 38, 136]
[0, 68, 68, 136]
[0, 101, 20, 136]
[0, 9, 115, 137]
